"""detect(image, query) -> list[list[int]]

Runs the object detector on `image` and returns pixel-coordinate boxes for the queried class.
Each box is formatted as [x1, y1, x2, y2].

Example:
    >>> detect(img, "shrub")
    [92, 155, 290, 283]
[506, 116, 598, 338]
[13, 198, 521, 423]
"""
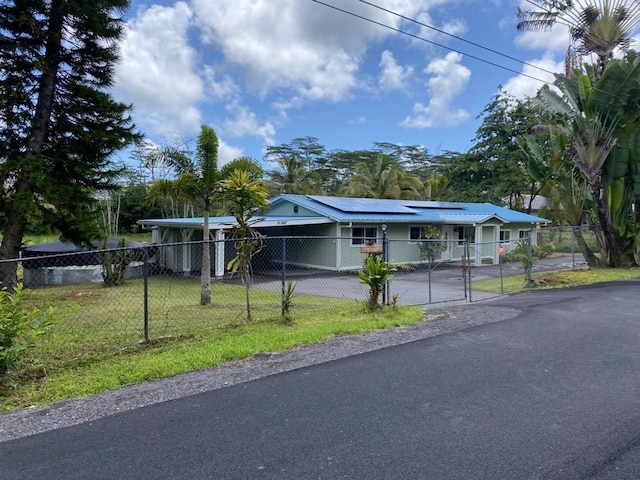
[100, 238, 133, 287]
[0, 284, 56, 383]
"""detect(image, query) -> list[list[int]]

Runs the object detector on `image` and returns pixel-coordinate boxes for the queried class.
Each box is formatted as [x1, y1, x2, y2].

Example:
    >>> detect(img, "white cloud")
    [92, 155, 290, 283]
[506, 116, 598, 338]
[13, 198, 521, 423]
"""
[218, 139, 244, 166]
[502, 55, 564, 99]
[379, 50, 413, 91]
[348, 116, 368, 125]
[401, 52, 471, 128]
[202, 66, 240, 102]
[190, 0, 454, 107]
[223, 105, 276, 146]
[114, 2, 204, 135]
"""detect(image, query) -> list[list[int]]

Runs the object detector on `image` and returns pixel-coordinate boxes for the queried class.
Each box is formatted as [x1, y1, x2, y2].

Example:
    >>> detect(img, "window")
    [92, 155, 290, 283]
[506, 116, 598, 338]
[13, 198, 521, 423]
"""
[351, 226, 377, 246]
[410, 225, 446, 243]
[518, 229, 530, 241]
[499, 230, 511, 244]
[457, 226, 475, 245]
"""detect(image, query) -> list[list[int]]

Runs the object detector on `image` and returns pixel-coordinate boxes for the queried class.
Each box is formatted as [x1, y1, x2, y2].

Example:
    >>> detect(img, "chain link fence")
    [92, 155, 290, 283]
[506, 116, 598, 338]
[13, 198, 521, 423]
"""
[4, 227, 594, 367]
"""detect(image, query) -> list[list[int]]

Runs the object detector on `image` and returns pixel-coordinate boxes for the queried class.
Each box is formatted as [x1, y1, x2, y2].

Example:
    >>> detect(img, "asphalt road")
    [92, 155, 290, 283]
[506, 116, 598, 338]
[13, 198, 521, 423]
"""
[2, 281, 640, 479]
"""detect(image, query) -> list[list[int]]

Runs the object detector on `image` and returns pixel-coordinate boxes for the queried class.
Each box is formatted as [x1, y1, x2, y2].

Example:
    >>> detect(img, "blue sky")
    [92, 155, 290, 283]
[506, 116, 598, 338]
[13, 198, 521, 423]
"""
[111, 0, 622, 170]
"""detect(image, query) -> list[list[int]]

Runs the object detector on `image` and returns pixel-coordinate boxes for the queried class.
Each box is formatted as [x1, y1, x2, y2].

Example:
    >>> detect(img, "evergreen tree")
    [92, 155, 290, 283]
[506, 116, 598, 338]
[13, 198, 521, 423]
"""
[0, 0, 139, 289]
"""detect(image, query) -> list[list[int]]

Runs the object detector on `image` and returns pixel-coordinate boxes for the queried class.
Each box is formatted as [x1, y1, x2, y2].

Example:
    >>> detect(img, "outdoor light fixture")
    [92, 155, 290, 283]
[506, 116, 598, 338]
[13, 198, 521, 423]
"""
[381, 224, 387, 232]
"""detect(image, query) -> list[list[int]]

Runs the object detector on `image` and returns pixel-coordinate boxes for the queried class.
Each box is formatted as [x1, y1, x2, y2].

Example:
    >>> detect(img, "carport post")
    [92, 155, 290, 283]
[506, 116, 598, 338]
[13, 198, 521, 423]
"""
[382, 224, 389, 305]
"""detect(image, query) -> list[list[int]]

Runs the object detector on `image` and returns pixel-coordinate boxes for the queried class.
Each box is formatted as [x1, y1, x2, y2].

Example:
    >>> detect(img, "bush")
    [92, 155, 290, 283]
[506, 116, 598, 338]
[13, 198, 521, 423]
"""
[100, 238, 133, 287]
[0, 284, 56, 383]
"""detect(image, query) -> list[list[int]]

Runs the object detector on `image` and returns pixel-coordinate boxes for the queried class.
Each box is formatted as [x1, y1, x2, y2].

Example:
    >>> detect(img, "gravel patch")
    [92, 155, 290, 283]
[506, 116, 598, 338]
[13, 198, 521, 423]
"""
[0, 303, 521, 443]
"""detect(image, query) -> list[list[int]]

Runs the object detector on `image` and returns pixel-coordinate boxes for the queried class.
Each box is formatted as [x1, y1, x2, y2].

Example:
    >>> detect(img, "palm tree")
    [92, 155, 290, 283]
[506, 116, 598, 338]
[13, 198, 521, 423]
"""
[154, 126, 219, 305]
[517, 0, 640, 72]
[423, 173, 451, 200]
[340, 154, 424, 199]
[268, 155, 323, 194]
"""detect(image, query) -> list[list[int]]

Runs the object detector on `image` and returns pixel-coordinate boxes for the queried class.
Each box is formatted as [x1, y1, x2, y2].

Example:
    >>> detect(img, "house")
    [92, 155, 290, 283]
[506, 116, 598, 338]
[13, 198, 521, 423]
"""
[501, 194, 547, 217]
[137, 194, 549, 277]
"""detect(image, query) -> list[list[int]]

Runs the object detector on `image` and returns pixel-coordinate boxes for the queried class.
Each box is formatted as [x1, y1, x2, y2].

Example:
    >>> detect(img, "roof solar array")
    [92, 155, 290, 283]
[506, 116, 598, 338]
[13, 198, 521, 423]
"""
[308, 195, 417, 214]
[403, 201, 464, 210]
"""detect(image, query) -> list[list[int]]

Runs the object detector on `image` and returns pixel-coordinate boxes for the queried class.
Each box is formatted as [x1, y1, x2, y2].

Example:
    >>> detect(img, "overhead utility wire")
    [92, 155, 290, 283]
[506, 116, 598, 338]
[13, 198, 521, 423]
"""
[311, 0, 553, 86]
[359, 0, 558, 77]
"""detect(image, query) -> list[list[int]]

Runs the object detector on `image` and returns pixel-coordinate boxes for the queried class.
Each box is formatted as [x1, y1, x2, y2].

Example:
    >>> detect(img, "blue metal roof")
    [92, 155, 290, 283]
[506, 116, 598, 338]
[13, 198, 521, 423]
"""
[139, 195, 549, 230]
[270, 195, 548, 224]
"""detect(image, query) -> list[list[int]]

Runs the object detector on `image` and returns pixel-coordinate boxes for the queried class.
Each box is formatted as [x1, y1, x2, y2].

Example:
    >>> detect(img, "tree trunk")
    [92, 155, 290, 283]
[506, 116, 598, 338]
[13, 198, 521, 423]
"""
[0, 0, 65, 290]
[592, 177, 628, 267]
[200, 200, 211, 305]
[572, 226, 601, 267]
[0, 221, 25, 290]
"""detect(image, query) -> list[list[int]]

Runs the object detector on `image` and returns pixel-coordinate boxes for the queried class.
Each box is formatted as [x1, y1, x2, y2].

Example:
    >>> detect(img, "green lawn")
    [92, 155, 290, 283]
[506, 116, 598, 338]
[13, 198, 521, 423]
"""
[472, 267, 640, 293]
[2, 277, 423, 410]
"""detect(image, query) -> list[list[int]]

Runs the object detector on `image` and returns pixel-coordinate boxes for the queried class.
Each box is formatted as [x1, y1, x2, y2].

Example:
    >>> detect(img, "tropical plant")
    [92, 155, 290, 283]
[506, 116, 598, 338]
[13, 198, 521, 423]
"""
[0, 0, 140, 290]
[267, 155, 323, 195]
[281, 281, 296, 324]
[517, 132, 603, 266]
[358, 255, 393, 311]
[534, 59, 640, 266]
[218, 170, 270, 322]
[0, 285, 56, 382]
[148, 126, 220, 304]
[219, 157, 264, 181]
[341, 154, 423, 199]
[517, 0, 640, 72]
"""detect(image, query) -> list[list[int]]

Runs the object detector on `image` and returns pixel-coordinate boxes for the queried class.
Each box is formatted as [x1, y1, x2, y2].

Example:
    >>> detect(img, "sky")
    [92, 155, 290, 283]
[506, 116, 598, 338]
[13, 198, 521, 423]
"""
[110, 0, 629, 170]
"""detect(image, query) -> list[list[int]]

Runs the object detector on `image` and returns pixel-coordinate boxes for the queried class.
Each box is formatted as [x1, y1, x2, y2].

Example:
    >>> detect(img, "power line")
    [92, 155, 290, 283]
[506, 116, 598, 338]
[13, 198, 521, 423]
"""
[359, 0, 559, 77]
[311, 0, 554, 87]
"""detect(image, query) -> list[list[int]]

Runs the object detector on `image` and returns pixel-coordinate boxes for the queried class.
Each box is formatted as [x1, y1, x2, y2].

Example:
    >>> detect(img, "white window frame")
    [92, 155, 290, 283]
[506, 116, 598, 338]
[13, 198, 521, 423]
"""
[351, 226, 378, 246]
[518, 229, 530, 241]
[457, 226, 475, 245]
[499, 230, 511, 244]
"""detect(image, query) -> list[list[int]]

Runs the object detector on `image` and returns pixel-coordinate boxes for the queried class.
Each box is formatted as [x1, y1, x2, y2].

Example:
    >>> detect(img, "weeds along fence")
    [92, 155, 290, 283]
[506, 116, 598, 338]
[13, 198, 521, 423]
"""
[4, 228, 591, 364]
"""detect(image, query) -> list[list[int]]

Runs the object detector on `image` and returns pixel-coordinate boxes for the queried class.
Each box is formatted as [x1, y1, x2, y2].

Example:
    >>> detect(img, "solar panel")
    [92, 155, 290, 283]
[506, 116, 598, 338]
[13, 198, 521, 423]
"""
[308, 195, 417, 214]
[404, 201, 464, 210]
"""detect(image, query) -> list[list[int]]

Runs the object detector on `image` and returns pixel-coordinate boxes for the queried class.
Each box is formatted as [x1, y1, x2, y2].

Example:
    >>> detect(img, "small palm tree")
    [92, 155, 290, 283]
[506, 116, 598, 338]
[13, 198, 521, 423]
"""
[218, 170, 270, 322]
[358, 255, 392, 311]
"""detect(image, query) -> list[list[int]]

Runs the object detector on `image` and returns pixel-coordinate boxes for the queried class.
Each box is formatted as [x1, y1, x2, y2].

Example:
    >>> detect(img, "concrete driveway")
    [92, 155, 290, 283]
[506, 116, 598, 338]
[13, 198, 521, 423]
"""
[253, 254, 586, 306]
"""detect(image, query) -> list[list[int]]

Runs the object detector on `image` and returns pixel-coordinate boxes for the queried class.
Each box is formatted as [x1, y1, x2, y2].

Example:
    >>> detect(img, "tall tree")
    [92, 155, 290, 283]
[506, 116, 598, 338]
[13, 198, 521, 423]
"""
[264, 136, 326, 172]
[0, 0, 139, 289]
[267, 155, 323, 195]
[159, 126, 219, 305]
[517, 0, 640, 72]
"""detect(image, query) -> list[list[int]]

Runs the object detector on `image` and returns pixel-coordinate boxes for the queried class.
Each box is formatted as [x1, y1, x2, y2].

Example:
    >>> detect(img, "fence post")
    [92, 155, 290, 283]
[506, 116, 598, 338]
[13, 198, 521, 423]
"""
[281, 236, 286, 317]
[468, 242, 473, 303]
[571, 226, 576, 269]
[382, 226, 389, 305]
[142, 246, 149, 344]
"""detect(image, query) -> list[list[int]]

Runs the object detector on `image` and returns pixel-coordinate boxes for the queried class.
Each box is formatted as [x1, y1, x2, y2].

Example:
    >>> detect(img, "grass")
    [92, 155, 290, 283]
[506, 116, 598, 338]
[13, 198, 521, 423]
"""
[472, 266, 640, 293]
[1, 276, 423, 410]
